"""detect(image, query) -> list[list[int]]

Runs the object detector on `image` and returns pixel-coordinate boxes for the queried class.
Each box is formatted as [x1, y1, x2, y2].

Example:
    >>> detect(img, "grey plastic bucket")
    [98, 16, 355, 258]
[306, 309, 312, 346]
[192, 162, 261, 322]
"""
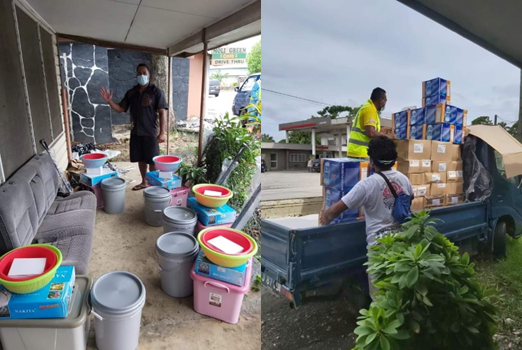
[91, 271, 146, 350]
[156, 232, 199, 298]
[101, 177, 126, 214]
[163, 206, 198, 236]
[143, 186, 171, 227]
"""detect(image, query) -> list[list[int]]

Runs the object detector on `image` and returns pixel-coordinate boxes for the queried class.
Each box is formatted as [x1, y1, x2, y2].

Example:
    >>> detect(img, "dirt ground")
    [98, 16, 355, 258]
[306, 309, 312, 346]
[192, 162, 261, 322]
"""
[261, 286, 358, 350]
[84, 161, 260, 350]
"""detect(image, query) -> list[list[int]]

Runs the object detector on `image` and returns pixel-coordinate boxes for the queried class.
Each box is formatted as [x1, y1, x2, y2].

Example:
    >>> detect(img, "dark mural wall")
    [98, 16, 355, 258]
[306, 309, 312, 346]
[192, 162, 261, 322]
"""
[171, 57, 189, 122]
[108, 49, 151, 125]
[59, 43, 114, 144]
[59, 44, 189, 144]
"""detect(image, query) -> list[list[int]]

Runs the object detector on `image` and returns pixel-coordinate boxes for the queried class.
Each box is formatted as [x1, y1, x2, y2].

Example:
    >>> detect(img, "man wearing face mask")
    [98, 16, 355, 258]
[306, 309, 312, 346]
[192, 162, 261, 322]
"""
[100, 63, 168, 190]
[347, 87, 395, 159]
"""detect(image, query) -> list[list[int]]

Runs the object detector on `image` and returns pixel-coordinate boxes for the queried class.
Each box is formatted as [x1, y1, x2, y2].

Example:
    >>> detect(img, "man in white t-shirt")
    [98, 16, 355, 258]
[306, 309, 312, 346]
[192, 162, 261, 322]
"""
[319, 136, 413, 297]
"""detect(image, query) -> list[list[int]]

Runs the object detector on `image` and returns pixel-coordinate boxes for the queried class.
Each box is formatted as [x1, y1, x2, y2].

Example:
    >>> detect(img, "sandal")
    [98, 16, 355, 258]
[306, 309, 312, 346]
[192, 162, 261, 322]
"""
[132, 183, 150, 191]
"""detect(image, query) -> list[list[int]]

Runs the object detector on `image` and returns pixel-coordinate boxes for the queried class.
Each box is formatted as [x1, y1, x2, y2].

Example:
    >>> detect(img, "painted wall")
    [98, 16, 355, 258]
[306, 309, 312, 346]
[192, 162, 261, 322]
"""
[187, 54, 204, 119]
[171, 57, 189, 121]
[59, 43, 114, 144]
[108, 49, 151, 125]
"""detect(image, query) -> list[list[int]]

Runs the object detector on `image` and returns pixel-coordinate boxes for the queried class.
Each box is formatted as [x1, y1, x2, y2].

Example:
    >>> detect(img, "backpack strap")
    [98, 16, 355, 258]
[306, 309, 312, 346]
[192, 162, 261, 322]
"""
[376, 172, 398, 199]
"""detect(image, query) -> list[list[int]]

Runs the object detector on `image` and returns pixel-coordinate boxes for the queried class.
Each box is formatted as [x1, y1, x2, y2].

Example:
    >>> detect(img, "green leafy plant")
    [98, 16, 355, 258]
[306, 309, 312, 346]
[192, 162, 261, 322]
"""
[247, 41, 261, 74]
[241, 101, 261, 135]
[177, 162, 208, 186]
[203, 112, 260, 210]
[251, 275, 261, 292]
[353, 211, 497, 350]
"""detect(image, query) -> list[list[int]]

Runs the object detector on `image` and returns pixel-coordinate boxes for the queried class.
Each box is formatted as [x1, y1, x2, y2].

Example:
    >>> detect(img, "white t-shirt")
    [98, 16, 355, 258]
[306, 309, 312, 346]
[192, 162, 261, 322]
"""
[341, 169, 413, 247]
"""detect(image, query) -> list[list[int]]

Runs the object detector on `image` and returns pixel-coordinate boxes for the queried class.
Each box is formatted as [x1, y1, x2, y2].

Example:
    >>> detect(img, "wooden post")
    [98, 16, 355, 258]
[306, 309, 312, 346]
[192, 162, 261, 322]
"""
[197, 30, 208, 166]
[61, 88, 73, 163]
[167, 56, 172, 155]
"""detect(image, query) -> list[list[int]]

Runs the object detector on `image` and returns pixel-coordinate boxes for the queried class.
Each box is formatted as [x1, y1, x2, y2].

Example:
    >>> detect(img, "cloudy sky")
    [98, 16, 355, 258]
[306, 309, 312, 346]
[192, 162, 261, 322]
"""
[261, 0, 520, 141]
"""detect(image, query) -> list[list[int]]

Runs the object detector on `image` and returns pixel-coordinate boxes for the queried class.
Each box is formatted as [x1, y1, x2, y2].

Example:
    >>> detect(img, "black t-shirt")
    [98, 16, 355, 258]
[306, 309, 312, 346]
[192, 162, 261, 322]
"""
[119, 84, 168, 137]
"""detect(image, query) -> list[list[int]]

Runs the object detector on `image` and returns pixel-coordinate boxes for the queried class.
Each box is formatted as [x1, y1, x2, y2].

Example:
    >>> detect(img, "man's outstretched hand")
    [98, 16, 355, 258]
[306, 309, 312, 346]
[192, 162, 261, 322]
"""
[100, 87, 113, 103]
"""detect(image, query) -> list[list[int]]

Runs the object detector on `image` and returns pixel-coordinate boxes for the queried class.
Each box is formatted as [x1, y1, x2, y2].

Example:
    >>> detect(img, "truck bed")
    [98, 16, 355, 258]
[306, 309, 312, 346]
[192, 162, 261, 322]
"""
[261, 201, 489, 306]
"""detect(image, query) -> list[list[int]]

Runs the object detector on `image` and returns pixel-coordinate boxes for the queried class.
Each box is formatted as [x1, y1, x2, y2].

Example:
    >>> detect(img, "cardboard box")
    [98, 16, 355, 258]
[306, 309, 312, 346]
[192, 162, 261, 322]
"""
[397, 160, 430, 174]
[431, 141, 461, 161]
[432, 160, 462, 173]
[425, 195, 445, 208]
[422, 94, 450, 107]
[443, 105, 467, 126]
[412, 184, 430, 197]
[0, 266, 75, 319]
[430, 182, 464, 196]
[425, 104, 441, 125]
[407, 124, 426, 140]
[424, 172, 446, 183]
[410, 108, 425, 125]
[453, 125, 465, 144]
[395, 140, 431, 160]
[187, 197, 236, 226]
[394, 124, 408, 140]
[195, 250, 247, 286]
[426, 123, 451, 142]
[408, 173, 424, 185]
[447, 170, 463, 182]
[446, 193, 464, 206]
[392, 110, 409, 129]
[79, 168, 118, 187]
[422, 78, 451, 99]
[322, 159, 362, 191]
[411, 197, 425, 212]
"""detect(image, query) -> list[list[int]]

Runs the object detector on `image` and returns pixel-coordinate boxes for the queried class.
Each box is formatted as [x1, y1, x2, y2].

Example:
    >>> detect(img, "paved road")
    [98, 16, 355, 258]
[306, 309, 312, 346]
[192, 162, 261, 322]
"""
[261, 170, 322, 201]
[206, 90, 236, 119]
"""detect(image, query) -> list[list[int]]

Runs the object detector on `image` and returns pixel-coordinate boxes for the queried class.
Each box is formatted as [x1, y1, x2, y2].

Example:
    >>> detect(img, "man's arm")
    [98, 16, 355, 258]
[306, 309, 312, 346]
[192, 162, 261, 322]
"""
[320, 201, 349, 225]
[365, 125, 395, 139]
[319, 183, 367, 225]
[157, 108, 166, 143]
[361, 108, 395, 139]
[100, 87, 125, 113]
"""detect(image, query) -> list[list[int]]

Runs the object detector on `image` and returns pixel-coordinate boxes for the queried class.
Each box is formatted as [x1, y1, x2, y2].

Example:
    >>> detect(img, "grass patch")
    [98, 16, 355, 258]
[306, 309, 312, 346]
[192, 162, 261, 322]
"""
[476, 237, 522, 347]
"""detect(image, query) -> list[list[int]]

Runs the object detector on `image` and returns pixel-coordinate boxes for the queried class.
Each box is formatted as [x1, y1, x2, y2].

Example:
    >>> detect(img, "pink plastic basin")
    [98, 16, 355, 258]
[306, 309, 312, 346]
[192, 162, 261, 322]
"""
[153, 155, 182, 172]
[81, 153, 108, 168]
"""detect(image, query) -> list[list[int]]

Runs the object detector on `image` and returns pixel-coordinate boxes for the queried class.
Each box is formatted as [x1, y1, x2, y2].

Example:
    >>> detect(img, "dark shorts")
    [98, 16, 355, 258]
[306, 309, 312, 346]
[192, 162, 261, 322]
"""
[129, 135, 159, 165]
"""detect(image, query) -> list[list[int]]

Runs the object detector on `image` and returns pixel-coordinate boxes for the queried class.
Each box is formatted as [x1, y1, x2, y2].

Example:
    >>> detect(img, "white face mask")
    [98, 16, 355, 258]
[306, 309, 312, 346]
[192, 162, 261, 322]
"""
[137, 74, 149, 86]
[380, 103, 386, 112]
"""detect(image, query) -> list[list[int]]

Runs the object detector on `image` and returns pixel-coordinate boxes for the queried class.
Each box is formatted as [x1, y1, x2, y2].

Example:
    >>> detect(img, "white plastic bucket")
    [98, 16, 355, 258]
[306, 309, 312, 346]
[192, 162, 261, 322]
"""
[143, 186, 171, 226]
[101, 178, 126, 214]
[156, 232, 199, 298]
[90, 271, 146, 350]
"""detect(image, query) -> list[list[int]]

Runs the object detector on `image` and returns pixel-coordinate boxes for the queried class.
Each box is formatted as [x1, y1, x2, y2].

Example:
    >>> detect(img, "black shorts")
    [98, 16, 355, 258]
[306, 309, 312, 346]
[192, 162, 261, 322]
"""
[129, 135, 159, 164]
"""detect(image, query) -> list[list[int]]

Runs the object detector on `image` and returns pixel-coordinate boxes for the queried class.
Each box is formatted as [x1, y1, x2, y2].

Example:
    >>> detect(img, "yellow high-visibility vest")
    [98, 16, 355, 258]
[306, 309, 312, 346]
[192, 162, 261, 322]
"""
[347, 100, 381, 158]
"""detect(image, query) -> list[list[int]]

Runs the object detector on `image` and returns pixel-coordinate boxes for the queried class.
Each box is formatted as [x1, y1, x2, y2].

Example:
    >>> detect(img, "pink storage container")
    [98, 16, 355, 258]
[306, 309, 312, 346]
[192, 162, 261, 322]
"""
[190, 257, 252, 324]
[80, 181, 103, 208]
[195, 220, 233, 235]
[170, 186, 189, 207]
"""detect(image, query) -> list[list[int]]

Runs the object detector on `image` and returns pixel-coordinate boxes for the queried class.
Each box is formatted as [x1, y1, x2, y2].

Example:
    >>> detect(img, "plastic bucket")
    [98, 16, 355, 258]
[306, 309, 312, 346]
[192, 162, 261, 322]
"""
[143, 187, 171, 227]
[156, 232, 199, 298]
[163, 206, 197, 236]
[101, 178, 126, 214]
[90, 271, 146, 350]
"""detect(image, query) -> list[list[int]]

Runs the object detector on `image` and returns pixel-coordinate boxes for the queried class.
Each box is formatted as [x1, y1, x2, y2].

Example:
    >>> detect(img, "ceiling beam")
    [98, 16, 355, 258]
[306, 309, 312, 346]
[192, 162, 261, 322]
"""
[168, 0, 260, 57]
[56, 33, 168, 55]
[396, 0, 522, 69]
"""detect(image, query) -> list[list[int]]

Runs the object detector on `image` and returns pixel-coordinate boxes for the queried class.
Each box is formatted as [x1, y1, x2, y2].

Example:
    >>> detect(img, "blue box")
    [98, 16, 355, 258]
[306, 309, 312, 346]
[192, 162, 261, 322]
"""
[426, 123, 451, 142]
[322, 159, 362, 191]
[392, 110, 409, 129]
[0, 266, 75, 320]
[408, 124, 425, 140]
[395, 124, 408, 140]
[443, 105, 467, 126]
[410, 108, 425, 125]
[146, 171, 182, 190]
[79, 169, 118, 186]
[187, 197, 236, 226]
[423, 78, 450, 98]
[194, 250, 247, 286]
[453, 125, 464, 144]
[423, 93, 448, 107]
[425, 105, 440, 125]
[324, 187, 359, 224]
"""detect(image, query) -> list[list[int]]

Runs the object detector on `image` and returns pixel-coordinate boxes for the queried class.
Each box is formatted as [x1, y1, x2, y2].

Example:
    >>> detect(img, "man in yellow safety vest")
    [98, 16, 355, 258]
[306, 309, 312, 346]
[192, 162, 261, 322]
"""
[347, 88, 394, 159]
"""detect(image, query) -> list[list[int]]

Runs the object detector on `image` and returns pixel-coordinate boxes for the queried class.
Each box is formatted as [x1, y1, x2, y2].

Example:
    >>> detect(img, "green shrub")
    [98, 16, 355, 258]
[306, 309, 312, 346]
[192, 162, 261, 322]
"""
[353, 211, 497, 350]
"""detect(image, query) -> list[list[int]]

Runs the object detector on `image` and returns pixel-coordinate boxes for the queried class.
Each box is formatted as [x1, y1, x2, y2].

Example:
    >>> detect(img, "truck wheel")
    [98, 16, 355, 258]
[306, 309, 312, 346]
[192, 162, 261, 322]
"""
[493, 221, 507, 259]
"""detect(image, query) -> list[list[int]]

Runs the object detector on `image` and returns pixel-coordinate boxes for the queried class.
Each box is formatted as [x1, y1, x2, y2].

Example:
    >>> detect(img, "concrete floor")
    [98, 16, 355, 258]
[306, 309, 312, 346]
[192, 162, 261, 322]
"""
[261, 171, 322, 201]
[85, 162, 261, 350]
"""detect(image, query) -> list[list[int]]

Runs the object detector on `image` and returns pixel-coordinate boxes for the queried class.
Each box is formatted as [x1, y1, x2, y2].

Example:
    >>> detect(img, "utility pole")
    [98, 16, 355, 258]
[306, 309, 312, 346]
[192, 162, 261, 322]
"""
[494, 114, 498, 125]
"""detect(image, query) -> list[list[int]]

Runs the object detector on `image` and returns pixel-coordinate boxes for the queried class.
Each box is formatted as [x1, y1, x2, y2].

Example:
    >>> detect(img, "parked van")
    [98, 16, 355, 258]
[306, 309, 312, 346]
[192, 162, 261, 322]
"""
[232, 73, 260, 115]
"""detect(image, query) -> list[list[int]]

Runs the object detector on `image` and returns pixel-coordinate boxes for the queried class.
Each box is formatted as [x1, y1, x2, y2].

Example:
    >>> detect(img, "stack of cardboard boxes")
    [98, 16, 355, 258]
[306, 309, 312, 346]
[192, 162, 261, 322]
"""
[393, 78, 466, 144]
[395, 139, 464, 211]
